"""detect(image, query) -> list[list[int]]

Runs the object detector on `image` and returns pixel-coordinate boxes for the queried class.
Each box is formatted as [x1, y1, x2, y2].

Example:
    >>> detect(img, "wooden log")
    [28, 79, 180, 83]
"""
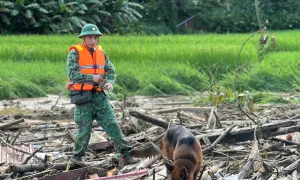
[136, 154, 162, 170]
[284, 159, 300, 175]
[37, 167, 87, 180]
[196, 120, 299, 143]
[203, 124, 236, 155]
[211, 151, 237, 161]
[213, 110, 222, 129]
[205, 108, 215, 130]
[11, 160, 107, 173]
[0, 119, 24, 129]
[151, 107, 213, 114]
[22, 146, 43, 165]
[270, 137, 300, 146]
[200, 165, 219, 180]
[266, 126, 300, 137]
[200, 162, 226, 180]
[152, 102, 192, 105]
[10, 127, 23, 145]
[260, 142, 283, 152]
[129, 110, 169, 129]
[6, 125, 31, 130]
[277, 156, 299, 167]
[18, 133, 67, 143]
[237, 155, 254, 179]
[213, 149, 249, 154]
[128, 126, 161, 141]
[177, 111, 206, 122]
[275, 176, 292, 180]
[12, 163, 47, 173]
[186, 124, 203, 129]
[218, 120, 255, 126]
[238, 128, 262, 180]
[15, 169, 55, 180]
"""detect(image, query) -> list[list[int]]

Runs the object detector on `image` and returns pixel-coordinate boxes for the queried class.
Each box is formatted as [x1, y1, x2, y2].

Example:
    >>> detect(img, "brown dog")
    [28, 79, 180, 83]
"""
[130, 125, 203, 180]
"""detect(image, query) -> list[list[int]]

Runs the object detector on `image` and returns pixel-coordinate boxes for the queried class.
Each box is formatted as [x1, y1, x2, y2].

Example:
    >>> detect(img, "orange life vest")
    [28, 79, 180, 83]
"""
[68, 44, 106, 91]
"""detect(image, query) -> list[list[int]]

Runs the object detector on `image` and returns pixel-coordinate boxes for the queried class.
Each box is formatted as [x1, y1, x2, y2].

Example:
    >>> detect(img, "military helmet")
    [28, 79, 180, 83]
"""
[78, 24, 102, 38]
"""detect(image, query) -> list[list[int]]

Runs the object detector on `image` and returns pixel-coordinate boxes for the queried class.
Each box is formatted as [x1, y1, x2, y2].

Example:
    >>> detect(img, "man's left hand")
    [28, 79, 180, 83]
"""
[104, 83, 113, 92]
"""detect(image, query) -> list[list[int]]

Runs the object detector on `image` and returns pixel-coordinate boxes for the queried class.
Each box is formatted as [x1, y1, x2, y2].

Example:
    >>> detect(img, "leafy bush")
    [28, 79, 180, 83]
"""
[0, 0, 143, 34]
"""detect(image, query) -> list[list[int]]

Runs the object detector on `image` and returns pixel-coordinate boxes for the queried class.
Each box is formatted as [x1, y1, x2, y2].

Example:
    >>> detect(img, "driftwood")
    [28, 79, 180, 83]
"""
[186, 124, 203, 129]
[213, 110, 222, 129]
[196, 120, 300, 143]
[200, 162, 226, 180]
[238, 127, 262, 180]
[136, 155, 162, 170]
[6, 125, 31, 130]
[38, 167, 87, 180]
[270, 137, 300, 146]
[205, 108, 216, 130]
[129, 110, 169, 129]
[219, 120, 256, 126]
[151, 107, 213, 114]
[177, 111, 206, 122]
[11, 160, 108, 174]
[22, 146, 43, 165]
[128, 126, 161, 141]
[277, 155, 299, 167]
[203, 124, 236, 155]
[10, 127, 23, 145]
[266, 125, 300, 137]
[0, 119, 24, 129]
[15, 169, 56, 180]
[283, 159, 300, 175]
[152, 102, 192, 106]
[18, 133, 67, 143]
[260, 142, 283, 152]
[11, 163, 47, 173]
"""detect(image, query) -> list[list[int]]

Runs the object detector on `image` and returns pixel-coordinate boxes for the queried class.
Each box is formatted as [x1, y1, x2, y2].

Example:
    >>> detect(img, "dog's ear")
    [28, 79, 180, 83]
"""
[179, 166, 189, 179]
[165, 160, 174, 172]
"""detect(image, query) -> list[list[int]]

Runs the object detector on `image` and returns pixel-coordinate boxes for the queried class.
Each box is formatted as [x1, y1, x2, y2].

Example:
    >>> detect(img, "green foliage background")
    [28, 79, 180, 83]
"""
[1, 31, 300, 100]
[1, 0, 300, 34]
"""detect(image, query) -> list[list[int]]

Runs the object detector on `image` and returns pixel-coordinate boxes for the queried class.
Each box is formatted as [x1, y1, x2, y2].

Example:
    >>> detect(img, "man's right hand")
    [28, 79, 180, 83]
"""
[93, 75, 103, 84]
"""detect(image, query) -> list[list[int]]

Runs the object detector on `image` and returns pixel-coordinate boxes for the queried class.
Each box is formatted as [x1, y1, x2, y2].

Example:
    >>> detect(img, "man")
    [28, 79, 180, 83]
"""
[67, 23, 138, 166]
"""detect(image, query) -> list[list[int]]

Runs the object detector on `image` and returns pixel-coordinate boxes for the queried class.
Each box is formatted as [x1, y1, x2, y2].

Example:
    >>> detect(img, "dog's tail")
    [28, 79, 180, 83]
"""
[129, 141, 162, 158]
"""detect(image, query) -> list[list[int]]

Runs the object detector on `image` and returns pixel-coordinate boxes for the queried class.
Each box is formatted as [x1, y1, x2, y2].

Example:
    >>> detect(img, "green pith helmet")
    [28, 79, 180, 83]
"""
[78, 24, 102, 38]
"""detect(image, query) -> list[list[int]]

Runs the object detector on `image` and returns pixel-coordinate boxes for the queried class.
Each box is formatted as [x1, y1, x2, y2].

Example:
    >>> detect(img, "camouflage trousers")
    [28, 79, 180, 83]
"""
[73, 91, 132, 157]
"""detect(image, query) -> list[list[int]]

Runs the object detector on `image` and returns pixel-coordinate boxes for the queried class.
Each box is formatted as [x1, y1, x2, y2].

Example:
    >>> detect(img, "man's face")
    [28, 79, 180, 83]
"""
[83, 35, 99, 49]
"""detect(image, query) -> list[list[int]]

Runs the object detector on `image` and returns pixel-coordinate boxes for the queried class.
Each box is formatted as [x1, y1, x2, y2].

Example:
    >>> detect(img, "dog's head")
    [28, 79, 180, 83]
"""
[165, 160, 194, 180]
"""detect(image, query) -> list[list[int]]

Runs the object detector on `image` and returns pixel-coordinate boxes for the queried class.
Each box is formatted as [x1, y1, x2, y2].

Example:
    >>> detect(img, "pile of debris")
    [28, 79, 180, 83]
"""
[0, 94, 300, 179]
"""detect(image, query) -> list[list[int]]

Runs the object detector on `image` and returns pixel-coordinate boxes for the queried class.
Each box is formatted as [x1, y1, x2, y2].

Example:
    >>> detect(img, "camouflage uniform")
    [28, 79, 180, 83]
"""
[67, 49, 132, 158]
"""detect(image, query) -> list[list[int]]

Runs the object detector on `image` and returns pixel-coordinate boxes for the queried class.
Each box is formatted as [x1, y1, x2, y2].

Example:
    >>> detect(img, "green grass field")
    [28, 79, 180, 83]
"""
[0, 30, 300, 100]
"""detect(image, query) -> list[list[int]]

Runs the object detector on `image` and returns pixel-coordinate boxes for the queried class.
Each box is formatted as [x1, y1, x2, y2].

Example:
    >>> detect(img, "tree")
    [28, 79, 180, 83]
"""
[0, 0, 144, 34]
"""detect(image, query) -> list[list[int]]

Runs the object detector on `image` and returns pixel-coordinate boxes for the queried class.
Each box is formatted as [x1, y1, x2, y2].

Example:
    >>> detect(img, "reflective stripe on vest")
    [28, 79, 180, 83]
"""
[68, 44, 106, 91]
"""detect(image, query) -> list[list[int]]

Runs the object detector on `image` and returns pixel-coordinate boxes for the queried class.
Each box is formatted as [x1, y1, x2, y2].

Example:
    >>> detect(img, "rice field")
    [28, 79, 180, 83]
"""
[0, 30, 300, 100]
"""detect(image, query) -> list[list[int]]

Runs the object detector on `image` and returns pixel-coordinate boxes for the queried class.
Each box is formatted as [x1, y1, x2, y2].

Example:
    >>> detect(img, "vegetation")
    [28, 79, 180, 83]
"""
[0, 0, 143, 34]
[0, 30, 300, 100]
[1, 0, 300, 34]
[131, 0, 300, 34]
